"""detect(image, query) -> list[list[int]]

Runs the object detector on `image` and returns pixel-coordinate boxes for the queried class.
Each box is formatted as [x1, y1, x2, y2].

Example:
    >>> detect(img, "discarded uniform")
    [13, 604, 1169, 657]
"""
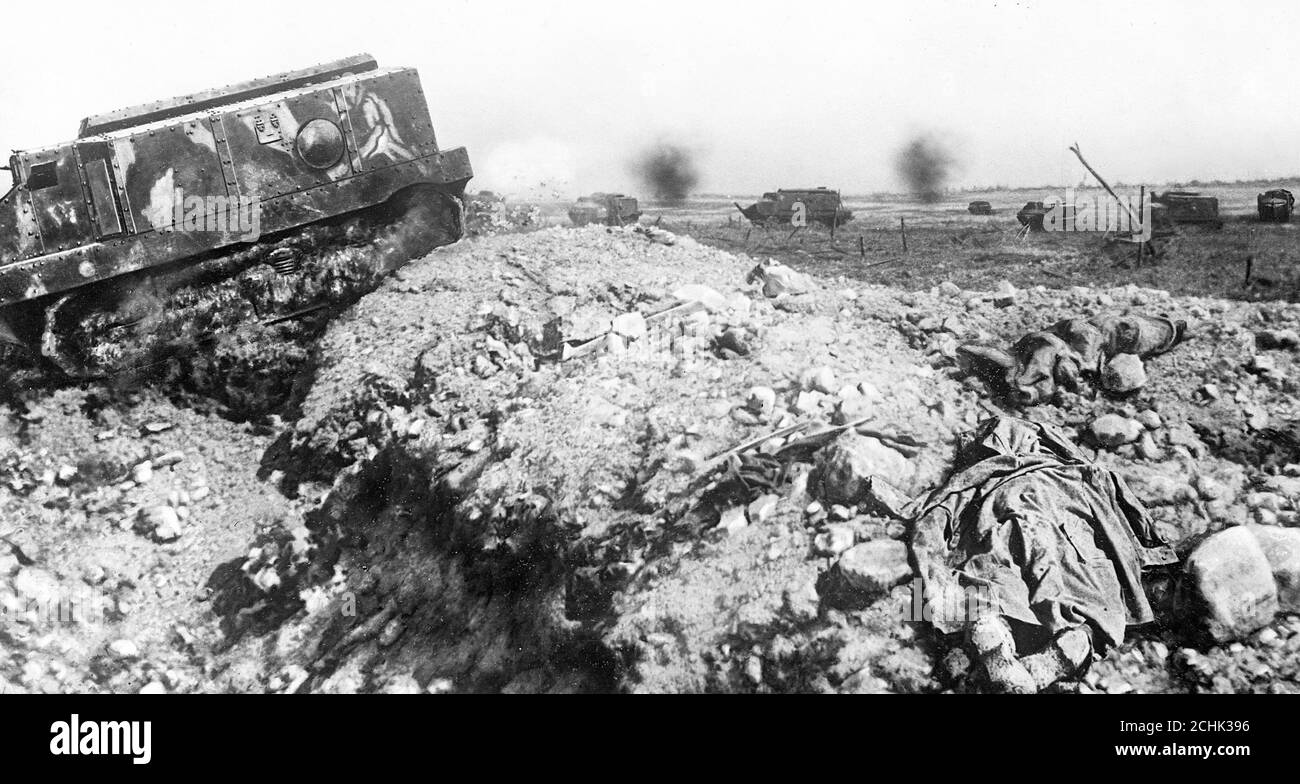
[909, 417, 1178, 690]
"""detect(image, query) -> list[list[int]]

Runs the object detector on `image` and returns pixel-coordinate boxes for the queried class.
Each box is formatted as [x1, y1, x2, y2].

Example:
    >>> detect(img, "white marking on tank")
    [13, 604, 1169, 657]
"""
[142, 169, 177, 230]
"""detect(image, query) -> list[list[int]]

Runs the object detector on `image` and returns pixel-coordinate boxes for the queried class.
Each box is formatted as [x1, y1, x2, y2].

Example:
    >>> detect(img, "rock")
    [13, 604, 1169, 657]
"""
[1136, 432, 1164, 461]
[800, 366, 837, 394]
[1248, 354, 1277, 375]
[792, 390, 825, 415]
[1245, 492, 1284, 512]
[833, 395, 873, 425]
[782, 579, 821, 623]
[993, 281, 1017, 308]
[672, 283, 729, 313]
[718, 506, 748, 533]
[472, 353, 498, 375]
[1100, 354, 1147, 393]
[837, 540, 913, 596]
[611, 312, 647, 341]
[1256, 328, 1300, 350]
[747, 494, 780, 524]
[828, 504, 854, 521]
[1182, 527, 1279, 642]
[108, 639, 140, 660]
[714, 327, 751, 357]
[942, 649, 971, 681]
[141, 421, 173, 434]
[55, 464, 77, 484]
[138, 681, 167, 694]
[857, 381, 884, 402]
[131, 461, 153, 484]
[746, 386, 776, 417]
[1090, 414, 1142, 447]
[136, 506, 183, 542]
[1199, 383, 1221, 401]
[153, 451, 185, 468]
[13, 567, 61, 606]
[381, 675, 423, 694]
[1194, 474, 1227, 501]
[0, 551, 19, 579]
[754, 261, 810, 297]
[938, 281, 962, 298]
[817, 431, 914, 505]
[1264, 475, 1300, 500]
[1247, 525, 1300, 612]
[813, 524, 856, 557]
[1135, 409, 1162, 430]
[1254, 507, 1278, 526]
[860, 475, 910, 518]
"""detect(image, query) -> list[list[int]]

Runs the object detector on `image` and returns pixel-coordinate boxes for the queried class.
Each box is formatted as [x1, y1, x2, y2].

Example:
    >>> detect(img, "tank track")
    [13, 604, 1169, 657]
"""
[9, 186, 464, 383]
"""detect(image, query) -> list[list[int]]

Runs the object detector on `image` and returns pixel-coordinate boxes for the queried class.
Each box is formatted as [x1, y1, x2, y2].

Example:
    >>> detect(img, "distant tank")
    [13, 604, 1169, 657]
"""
[736, 188, 852, 227]
[968, 200, 993, 215]
[0, 54, 472, 374]
[1258, 189, 1295, 222]
[1015, 201, 1050, 231]
[1150, 190, 1221, 228]
[568, 193, 641, 226]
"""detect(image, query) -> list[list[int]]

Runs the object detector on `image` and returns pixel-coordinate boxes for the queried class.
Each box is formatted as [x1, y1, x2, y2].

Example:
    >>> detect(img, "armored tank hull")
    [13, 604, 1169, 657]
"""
[1258, 189, 1294, 223]
[568, 193, 641, 227]
[736, 188, 852, 227]
[0, 54, 472, 374]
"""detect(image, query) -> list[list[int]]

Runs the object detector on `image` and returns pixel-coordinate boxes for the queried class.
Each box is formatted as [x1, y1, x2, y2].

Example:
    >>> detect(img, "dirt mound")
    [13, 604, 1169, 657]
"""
[5, 226, 1300, 693]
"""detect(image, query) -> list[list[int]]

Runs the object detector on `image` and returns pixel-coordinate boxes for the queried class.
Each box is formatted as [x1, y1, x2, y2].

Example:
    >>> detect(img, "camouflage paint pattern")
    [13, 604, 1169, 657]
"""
[0, 55, 471, 309]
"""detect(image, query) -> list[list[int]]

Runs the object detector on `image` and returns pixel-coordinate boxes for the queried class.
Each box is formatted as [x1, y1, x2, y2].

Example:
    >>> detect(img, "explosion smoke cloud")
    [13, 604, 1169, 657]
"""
[895, 135, 954, 203]
[634, 143, 700, 204]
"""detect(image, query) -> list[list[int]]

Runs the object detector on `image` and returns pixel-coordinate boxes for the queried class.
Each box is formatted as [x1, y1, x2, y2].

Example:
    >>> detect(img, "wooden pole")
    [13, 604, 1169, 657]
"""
[859, 235, 865, 259]
[900, 217, 908, 252]
[1069, 142, 1141, 226]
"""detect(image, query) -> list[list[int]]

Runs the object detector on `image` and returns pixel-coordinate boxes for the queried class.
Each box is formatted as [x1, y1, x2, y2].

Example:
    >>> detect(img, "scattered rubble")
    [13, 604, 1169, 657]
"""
[5, 223, 1300, 693]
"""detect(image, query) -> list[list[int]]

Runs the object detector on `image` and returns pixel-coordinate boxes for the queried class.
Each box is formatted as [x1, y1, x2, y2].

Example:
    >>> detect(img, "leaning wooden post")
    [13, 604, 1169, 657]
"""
[900, 217, 909, 252]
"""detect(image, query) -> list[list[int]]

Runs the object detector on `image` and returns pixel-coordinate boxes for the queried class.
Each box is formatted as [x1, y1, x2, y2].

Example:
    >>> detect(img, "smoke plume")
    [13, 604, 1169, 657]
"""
[634, 143, 700, 204]
[895, 135, 954, 202]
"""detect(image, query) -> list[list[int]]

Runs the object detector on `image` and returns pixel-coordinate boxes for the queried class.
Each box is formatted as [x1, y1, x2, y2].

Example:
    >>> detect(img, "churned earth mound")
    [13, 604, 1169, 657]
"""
[3, 225, 1300, 693]
[211, 225, 971, 693]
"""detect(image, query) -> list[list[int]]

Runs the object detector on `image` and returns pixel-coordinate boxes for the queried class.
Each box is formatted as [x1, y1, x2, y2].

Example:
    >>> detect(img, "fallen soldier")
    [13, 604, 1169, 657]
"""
[958, 313, 1186, 405]
[746, 259, 812, 298]
[909, 417, 1178, 692]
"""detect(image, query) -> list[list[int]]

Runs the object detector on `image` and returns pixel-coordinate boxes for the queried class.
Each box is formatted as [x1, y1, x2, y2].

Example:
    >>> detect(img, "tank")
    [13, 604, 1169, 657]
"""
[736, 188, 852, 227]
[0, 54, 472, 373]
[1150, 190, 1221, 228]
[967, 200, 993, 215]
[568, 193, 641, 226]
[1258, 189, 1294, 222]
[1015, 201, 1050, 231]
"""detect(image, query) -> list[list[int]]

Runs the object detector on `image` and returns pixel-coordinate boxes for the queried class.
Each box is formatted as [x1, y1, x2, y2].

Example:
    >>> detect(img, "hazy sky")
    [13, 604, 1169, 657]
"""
[1, 0, 1295, 197]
